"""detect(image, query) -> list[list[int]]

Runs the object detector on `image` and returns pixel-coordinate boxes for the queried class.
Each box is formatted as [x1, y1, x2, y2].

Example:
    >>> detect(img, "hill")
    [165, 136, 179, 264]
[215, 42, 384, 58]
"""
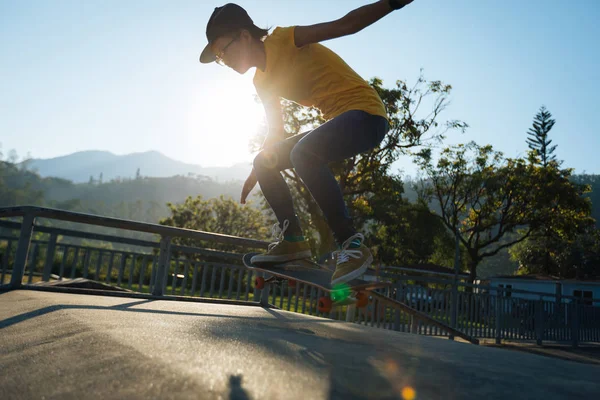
[25, 150, 252, 183]
[1, 160, 247, 226]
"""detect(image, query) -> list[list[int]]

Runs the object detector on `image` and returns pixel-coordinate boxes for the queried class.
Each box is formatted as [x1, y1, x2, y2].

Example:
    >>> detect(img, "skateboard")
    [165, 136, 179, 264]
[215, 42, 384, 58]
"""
[242, 252, 390, 313]
[242, 253, 480, 344]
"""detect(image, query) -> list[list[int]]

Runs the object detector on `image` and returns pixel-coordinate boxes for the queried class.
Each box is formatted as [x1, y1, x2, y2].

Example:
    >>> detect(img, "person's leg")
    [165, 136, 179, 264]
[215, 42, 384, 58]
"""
[253, 133, 305, 237]
[251, 132, 312, 263]
[290, 110, 389, 245]
[289, 110, 389, 283]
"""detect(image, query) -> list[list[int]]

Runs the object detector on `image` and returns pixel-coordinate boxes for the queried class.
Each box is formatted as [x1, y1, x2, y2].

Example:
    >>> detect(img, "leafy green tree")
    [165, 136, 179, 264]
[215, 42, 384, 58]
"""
[415, 142, 592, 281]
[526, 106, 557, 167]
[509, 107, 595, 277]
[160, 195, 271, 252]
[511, 227, 600, 278]
[508, 155, 597, 278]
[572, 173, 600, 228]
[0, 160, 45, 206]
[368, 190, 455, 266]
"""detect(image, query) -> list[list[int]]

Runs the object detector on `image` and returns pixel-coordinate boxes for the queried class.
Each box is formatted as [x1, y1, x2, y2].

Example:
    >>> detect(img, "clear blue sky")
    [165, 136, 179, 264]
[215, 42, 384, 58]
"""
[1, 0, 598, 177]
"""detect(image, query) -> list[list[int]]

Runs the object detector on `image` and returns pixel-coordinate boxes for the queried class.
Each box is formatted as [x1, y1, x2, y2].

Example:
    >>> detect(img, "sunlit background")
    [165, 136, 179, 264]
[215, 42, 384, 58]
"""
[184, 72, 264, 166]
[1, 0, 599, 175]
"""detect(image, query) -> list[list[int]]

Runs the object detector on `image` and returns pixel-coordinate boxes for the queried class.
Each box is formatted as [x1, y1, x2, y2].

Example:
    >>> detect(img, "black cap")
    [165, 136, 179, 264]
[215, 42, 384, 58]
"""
[199, 3, 254, 64]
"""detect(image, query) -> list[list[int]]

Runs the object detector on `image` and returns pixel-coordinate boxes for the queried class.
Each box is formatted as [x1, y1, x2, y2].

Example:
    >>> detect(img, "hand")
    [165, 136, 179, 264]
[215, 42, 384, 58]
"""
[240, 168, 258, 204]
[388, 0, 413, 11]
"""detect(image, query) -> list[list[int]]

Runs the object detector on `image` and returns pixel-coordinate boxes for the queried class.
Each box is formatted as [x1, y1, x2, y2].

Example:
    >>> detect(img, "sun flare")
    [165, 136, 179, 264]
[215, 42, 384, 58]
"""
[187, 74, 265, 167]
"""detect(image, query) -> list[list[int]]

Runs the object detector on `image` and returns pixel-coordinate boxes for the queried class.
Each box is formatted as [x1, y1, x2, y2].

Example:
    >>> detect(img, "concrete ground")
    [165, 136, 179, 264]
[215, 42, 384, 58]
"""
[1, 290, 599, 400]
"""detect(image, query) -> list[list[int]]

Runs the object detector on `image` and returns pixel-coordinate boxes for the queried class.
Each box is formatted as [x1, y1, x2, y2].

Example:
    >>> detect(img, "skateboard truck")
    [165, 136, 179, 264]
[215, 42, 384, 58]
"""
[254, 276, 297, 290]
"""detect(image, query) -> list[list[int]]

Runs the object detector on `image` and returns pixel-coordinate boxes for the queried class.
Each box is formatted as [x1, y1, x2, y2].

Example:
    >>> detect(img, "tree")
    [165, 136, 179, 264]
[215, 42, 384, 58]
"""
[511, 227, 600, 279]
[368, 189, 456, 266]
[160, 195, 272, 253]
[508, 154, 597, 278]
[7, 149, 18, 164]
[526, 106, 557, 167]
[510, 107, 593, 277]
[415, 142, 592, 281]
[250, 71, 467, 257]
[0, 159, 45, 207]
[572, 173, 600, 228]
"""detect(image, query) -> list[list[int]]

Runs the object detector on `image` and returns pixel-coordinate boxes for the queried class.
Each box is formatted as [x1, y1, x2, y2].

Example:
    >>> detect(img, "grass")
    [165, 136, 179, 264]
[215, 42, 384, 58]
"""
[2, 273, 49, 285]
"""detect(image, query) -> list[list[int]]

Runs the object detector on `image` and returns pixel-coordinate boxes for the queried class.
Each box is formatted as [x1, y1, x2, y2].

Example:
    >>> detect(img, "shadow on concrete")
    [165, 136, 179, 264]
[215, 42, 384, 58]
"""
[0, 284, 263, 309]
[0, 295, 418, 398]
[228, 374, 251, 400]
[0, 300, 342, 330]
[205, 307, 425, 400]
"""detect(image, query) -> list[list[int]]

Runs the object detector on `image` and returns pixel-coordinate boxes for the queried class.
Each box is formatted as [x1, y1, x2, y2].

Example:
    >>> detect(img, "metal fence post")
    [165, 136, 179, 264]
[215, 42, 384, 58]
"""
[152, 236, 171, 296]
[535, 298, 544, 346]
[42, 232, 58, 282]
[393, 286, 401, 331]
[346, 304, 356, 323]
[571, 300, 580, 348]
[410, 316, 418, 334]
[495, 293, 502, 344]
[449, 227, 460, 341]
[450, 286, 457, 341]
[260, 280, 270, 307]
[9, 212, 36, 289]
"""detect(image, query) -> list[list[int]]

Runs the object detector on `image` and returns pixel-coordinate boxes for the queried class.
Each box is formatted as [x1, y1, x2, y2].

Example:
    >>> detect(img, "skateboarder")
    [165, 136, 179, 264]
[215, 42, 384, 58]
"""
[199, 1, 414, 285]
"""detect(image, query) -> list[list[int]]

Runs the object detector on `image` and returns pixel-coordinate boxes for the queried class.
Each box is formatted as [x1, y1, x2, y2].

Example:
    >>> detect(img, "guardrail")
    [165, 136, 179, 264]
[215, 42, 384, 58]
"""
[377, 273, 600, 346]
[0, 206, 268, 296]
[2, 205, 598, 346]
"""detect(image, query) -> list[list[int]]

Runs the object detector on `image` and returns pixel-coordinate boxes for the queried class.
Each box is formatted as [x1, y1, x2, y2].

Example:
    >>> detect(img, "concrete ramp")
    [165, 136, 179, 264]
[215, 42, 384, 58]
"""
[1, 290, 598, 399]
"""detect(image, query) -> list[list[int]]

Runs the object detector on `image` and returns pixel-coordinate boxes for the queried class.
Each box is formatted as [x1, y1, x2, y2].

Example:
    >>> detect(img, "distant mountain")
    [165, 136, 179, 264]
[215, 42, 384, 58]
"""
[25, 150, 252, 183]
[0, 158, 250, 243]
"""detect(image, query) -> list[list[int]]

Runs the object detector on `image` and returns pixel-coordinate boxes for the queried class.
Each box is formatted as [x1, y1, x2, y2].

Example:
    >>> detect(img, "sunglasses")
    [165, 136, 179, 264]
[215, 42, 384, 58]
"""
[215, 35, 239, 66]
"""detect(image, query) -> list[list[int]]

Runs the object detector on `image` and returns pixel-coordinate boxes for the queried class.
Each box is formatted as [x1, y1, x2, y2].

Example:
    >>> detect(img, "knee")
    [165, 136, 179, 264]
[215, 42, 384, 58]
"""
[252, 152, 264, 171]
[253, 149, 279, 172]
[291, 142, 322, 174]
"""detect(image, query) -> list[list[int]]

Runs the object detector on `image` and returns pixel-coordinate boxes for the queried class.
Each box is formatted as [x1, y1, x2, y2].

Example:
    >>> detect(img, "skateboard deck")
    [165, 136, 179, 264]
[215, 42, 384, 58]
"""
[243, 252, 390, 310]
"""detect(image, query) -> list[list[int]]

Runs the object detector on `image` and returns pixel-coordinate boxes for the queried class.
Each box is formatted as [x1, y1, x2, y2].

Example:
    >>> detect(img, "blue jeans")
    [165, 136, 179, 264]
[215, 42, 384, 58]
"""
[253, 110, 389, 246]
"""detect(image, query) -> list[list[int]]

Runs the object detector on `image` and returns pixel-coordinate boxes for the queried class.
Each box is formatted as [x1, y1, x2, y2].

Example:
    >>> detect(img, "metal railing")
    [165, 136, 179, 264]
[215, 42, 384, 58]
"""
[2, 205, 599, 346]
[376, 273, 600, 346]
[0, 206, 267, 295]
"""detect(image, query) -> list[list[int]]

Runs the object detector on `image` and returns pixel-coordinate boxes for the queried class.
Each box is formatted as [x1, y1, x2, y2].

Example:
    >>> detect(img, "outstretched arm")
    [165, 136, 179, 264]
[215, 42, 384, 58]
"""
[294, 0, 414, 48]
[241, 95, 284, 204]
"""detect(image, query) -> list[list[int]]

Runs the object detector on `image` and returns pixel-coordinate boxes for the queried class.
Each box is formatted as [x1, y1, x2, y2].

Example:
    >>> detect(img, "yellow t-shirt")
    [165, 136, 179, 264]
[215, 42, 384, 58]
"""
[253, 26, 388, 122]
